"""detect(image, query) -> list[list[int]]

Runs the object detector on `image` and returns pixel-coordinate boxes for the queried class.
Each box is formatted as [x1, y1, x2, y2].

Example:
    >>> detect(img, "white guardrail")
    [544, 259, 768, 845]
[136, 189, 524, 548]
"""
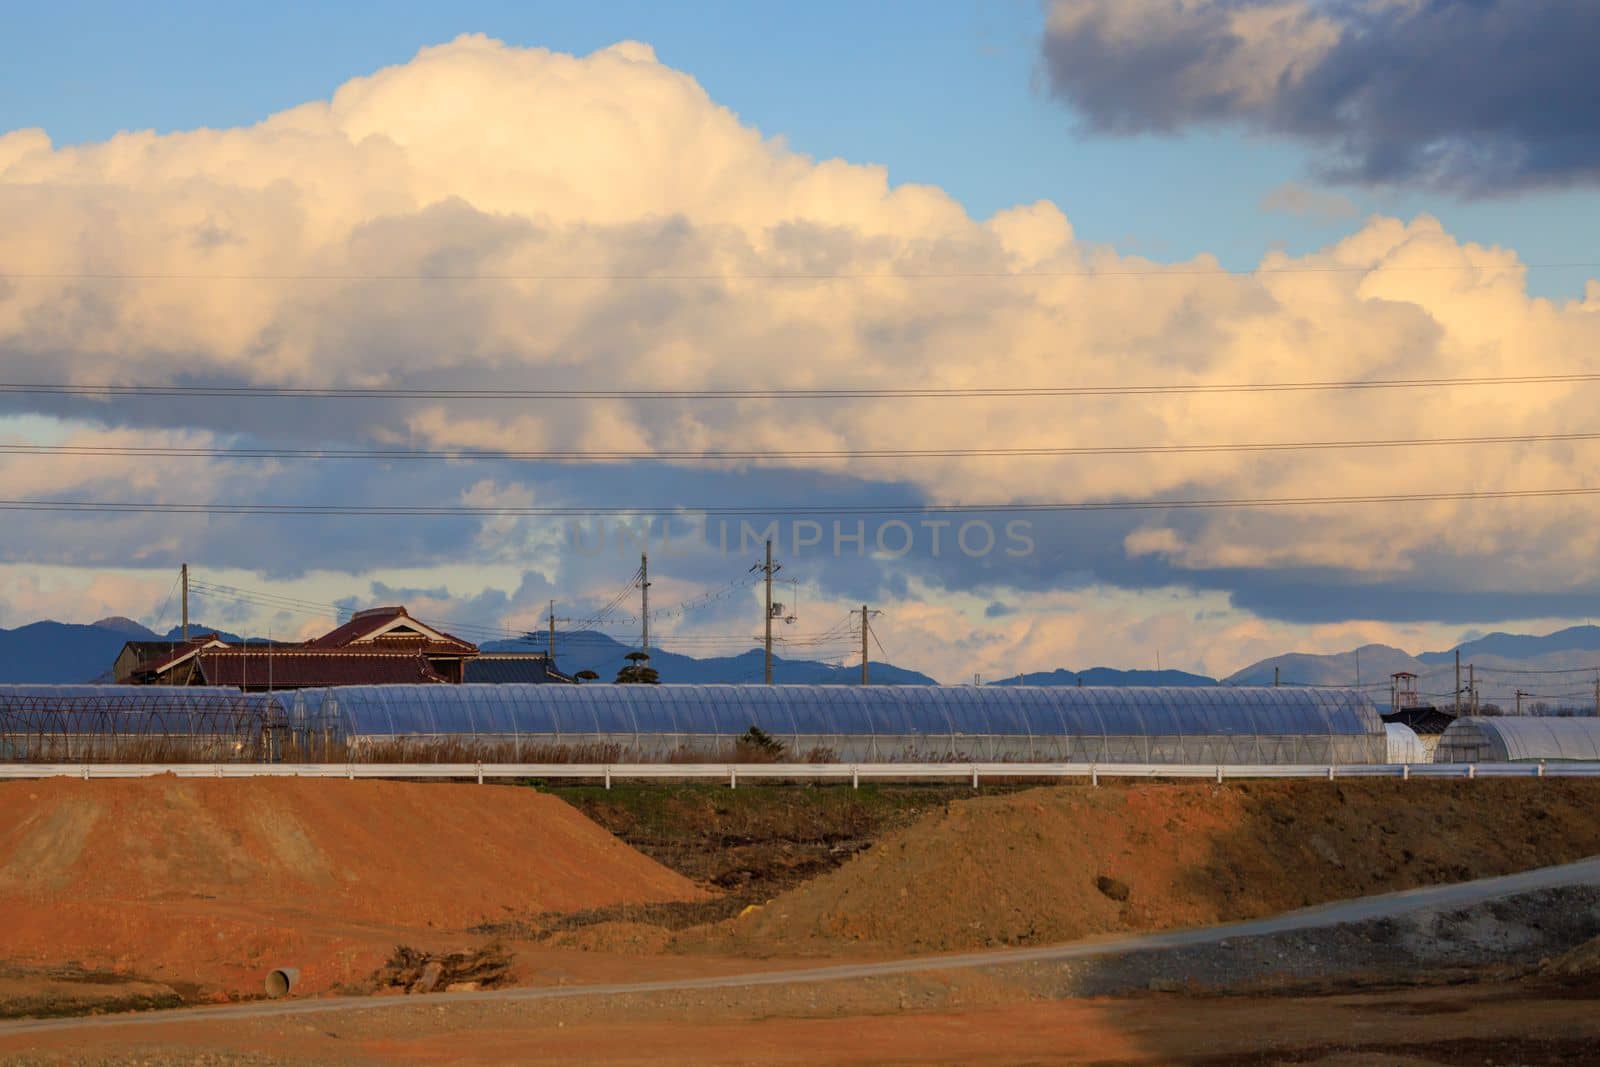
[2, 761, 1600, 786]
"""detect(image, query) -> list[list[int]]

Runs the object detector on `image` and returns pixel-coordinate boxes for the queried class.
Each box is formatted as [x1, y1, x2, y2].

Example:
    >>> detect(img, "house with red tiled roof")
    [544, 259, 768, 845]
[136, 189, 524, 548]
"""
[302, 606, 478, 682]
[113, 605, 566, 691]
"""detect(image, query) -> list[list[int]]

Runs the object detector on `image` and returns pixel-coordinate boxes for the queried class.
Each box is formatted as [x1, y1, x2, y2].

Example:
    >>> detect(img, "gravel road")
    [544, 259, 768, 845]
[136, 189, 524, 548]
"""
[5, 855, 1598, 1037]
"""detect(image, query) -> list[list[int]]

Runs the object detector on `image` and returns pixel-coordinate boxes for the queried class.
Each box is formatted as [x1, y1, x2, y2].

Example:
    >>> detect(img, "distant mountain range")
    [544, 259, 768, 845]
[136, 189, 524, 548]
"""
[1, 614, 1597, 709]
[481, 632, 937, 685]
[0, 618, 251, 683]
[990, 667, 1216, 687]
[1223, 626, 1600, 711]
[0, 617, 937, 686]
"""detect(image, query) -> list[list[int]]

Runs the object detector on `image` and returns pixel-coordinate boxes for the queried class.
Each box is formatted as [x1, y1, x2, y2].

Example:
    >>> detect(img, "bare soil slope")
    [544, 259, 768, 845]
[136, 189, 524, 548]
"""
[0, 776, 705, 996]
[720, 780, 1600, 954]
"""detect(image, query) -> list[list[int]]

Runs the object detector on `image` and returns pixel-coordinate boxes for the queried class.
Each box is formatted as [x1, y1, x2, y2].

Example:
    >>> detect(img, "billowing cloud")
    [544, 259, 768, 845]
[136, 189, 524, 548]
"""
[3, 34, 1600, 677]
[1042, 0, 1600, 194]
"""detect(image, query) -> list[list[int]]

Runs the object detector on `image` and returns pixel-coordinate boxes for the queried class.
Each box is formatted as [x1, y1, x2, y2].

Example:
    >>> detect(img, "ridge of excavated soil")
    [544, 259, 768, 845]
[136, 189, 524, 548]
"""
[717, 780, 1600, 954]
[0, 776, 705, 924]
[0, 776, 706, 996]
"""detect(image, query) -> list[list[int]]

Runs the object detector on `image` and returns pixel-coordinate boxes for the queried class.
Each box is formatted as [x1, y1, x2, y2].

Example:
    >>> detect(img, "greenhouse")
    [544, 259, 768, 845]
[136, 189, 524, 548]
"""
[0, 685, 288, 761]
[1435, 716, 1600, 763]
[1384, 723, 1429, 764]
[296, 684, 1387, 764]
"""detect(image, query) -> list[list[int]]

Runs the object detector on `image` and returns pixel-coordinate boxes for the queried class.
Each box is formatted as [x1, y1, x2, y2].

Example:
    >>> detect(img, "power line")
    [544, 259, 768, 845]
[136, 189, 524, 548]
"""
[1, 261, 1590, 283]
[9, 484, 1600, 517]
[188, 573, 843, 657]
[14, 428, 1600, 463]
[566, 565, 643, 631]
[1472, 664, 1600, 676]
[187, 578, 534, 644]
[5, 370, 1600, 401]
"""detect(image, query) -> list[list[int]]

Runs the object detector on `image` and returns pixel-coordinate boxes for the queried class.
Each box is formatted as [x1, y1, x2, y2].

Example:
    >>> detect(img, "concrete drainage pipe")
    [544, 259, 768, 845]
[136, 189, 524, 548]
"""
[265, 967, 300, 998]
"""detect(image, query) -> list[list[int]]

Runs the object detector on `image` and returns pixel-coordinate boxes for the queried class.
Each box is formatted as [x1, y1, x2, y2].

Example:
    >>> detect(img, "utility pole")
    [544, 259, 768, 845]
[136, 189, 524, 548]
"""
[181, 563, 189, 643]
[1274, 666, 1280, 688]
[1454, 650, 1461, 716]
[1516, 689, 1529, 716]
[1469, 664, 1476, 714]
[749, 540, 782, 685]
[640, 553, 651, 655]
[854, 604, 882, 685]
[862, 604, 869, 686]
[544, 602, 574, 671]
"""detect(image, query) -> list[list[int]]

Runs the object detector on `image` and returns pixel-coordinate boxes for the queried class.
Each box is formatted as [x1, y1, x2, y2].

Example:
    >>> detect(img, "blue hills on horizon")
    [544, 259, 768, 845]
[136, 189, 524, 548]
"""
[1415, 625, 1600, 665]
[3, 616, 1600, 694]
[989, 667, 1218, 687]
[0, 617, 939, 686]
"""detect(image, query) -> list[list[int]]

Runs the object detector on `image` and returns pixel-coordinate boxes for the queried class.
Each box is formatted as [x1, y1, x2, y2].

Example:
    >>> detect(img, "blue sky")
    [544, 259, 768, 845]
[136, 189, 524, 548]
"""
[5, 0, 1596, 299]
[2, 1, 1599, 680]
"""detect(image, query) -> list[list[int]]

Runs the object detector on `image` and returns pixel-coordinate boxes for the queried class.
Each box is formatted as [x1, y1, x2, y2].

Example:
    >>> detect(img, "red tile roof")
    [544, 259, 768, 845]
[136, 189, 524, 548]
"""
[143, 635, 229, 674]
[194, 650, 450, 688]
[305, 606, 476, 654]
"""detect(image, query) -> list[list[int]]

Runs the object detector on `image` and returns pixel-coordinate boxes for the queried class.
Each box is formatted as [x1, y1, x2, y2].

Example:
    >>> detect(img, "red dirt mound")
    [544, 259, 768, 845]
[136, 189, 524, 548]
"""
[0, 776, 706, 995]
[720, 780, 1600, 955]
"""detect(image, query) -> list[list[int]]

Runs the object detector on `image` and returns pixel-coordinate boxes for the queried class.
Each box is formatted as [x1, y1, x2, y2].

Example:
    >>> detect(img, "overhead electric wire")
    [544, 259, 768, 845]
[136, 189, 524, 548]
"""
[2, 261, 1590, 283]
[188, 578, 534, 644]
[13, 427, 1600, 463]
[11, 484, 1600, 517]
[566, 565, 643, 631]
[5, 369, 1600, 401]
[1471, 664, 1600, 675]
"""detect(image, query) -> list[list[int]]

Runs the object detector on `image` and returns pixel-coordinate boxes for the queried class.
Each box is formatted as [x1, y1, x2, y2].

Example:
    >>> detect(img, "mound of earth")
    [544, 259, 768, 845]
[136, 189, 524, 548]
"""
[1541, 934, 1600, 979]
[719, 780, 1600, 955]
[0, 776, 705, 996]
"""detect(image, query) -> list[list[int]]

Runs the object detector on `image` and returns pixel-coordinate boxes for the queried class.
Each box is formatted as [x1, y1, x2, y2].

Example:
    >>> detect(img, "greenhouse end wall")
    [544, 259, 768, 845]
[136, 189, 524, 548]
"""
[1436, 716, 1600, 763]
[305, 684, 1388, 764]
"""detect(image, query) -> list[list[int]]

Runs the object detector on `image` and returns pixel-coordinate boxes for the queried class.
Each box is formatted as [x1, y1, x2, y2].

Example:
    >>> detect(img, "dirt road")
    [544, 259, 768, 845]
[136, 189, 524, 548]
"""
[4, 854, 1596, 1043]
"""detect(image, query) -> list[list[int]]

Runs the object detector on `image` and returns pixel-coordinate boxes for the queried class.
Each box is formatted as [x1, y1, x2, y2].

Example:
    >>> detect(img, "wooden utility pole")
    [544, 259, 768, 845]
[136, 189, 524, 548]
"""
[855, 604, 882, 685]
[862, 604, 869, 685]
[549, 600, 557, 666]
[181, 563, 189, 642]
[1469, 664, 1476, 714]
[640, 553, 650, 655]
[764, 541, 775, 685]
[1454, 650, 1461, 716]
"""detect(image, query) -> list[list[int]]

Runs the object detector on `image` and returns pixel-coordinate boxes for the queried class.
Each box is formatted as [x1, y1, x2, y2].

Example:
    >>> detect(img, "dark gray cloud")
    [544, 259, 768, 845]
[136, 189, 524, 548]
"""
[1042, 0, 1600, 194]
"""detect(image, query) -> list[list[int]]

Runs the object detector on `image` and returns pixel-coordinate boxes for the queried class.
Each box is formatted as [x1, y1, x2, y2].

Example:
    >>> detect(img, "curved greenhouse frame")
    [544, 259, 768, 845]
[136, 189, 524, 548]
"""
[1435, 716, 1600, 763]
[0, 686, 289, 761]
[309, 684, 1386, 764]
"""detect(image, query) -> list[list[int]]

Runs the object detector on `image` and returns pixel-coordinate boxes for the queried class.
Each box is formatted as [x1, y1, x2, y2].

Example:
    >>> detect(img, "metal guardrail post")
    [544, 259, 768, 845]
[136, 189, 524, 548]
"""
[851, 767, 859, 790]
[1091, 765, 1098, 788]
[476, 761, 483, 785]
[1327, 765, 1335, 780]
[971, 765, 979, 789]
[1538, 761, 1546, 778]
[1215, 765, 1222, 784]
[730, 767, 737, 790]
[604, 767, 612, 790]
[1468, 764, 1476, 779]
[1402, 764, 1410, 781]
